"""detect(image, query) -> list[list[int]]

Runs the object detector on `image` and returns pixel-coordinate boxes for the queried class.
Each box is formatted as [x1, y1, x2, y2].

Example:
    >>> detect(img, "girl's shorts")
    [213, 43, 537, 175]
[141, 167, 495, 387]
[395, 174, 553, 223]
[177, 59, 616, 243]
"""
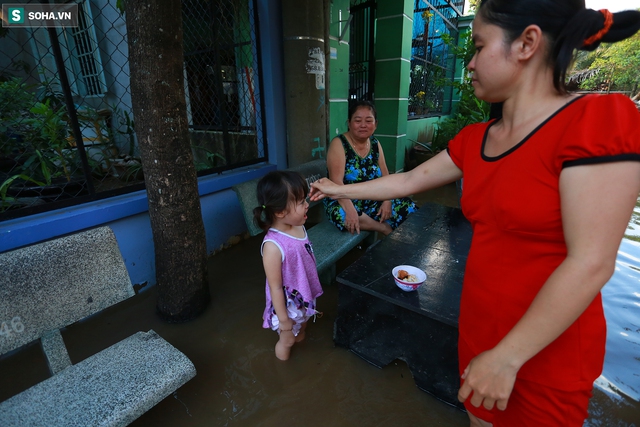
[459, 337, 592, 426]
[268, 288, 319, 336]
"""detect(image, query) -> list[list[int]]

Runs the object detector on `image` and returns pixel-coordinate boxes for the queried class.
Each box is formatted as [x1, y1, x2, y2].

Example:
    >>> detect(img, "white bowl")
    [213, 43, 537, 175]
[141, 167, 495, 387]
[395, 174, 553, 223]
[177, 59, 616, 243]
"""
[392, 265, 427, 292]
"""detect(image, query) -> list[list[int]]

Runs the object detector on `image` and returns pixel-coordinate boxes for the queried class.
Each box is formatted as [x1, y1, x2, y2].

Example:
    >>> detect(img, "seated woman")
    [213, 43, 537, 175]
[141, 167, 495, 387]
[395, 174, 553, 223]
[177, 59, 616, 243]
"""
[324, 100, 417, 236]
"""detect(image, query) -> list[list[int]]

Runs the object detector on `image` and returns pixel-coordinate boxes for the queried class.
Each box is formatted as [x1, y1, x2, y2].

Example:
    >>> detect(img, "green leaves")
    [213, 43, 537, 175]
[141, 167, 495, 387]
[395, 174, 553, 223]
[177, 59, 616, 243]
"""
[0, 174, 46, 210]
[573, 32, 640, 95]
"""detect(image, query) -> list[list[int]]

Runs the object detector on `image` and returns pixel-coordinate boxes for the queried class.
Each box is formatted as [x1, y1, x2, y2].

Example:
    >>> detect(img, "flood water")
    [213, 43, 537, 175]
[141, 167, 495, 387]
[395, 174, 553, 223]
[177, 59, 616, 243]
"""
[585, 199, 640, 426]
[1, 185, 639, 426]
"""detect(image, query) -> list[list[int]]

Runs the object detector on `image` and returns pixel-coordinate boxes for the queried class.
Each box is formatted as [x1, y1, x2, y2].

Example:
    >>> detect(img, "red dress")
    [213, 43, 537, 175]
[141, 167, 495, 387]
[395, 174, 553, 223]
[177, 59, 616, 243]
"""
[448, 94, 640, 403]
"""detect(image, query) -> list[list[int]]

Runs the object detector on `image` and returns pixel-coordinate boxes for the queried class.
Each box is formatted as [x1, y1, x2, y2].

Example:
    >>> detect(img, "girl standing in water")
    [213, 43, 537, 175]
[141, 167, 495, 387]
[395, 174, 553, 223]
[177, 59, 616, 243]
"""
[310, 1, 640, 425]
[254, 171, 323, 361]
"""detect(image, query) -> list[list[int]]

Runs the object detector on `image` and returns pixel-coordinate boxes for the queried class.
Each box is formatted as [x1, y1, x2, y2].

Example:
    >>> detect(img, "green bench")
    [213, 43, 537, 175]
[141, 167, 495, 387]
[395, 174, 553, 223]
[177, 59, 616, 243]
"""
[232, 160, 374, 283]
[0, 227, 196, 427]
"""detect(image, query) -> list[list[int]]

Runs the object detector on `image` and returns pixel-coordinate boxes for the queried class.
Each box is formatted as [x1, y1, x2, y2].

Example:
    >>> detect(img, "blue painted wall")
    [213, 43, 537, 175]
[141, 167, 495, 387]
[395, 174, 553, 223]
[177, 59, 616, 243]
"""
[0, 0, 287, 288]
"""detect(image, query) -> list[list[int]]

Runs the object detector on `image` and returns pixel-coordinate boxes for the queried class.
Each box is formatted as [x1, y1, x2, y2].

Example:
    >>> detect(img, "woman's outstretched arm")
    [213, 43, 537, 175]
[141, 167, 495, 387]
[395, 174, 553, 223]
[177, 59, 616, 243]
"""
[310, 149, 462, 201]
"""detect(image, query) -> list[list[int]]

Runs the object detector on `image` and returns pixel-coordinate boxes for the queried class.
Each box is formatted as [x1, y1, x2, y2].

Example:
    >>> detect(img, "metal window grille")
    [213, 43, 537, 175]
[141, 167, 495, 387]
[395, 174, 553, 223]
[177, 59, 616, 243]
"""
[29, 26, 79, 95]
[26, 2, 106, 98]
[182, 0, 266, 171]
[408, 0, 464, 118]
[68, 1, 107, 97]
[349, 0, 376, 103]
[0, 0, 265, 221]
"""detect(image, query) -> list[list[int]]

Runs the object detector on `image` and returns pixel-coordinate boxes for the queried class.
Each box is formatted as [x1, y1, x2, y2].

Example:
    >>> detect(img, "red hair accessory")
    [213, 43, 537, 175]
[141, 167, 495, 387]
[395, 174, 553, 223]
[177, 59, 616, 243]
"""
[584, 9, 613, 46]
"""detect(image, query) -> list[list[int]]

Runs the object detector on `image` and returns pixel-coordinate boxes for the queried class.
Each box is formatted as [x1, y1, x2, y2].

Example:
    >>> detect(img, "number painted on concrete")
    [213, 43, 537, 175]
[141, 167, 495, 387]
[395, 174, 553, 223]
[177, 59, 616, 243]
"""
[0, 317, 25, 338]
[11, 316, 24, 333]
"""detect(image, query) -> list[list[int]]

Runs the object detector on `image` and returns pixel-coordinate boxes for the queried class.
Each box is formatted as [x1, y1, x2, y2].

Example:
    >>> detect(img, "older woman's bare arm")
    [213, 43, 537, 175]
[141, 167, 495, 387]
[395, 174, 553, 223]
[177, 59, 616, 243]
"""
[310, 150, 462, 201]
[326, 136, 363, 233]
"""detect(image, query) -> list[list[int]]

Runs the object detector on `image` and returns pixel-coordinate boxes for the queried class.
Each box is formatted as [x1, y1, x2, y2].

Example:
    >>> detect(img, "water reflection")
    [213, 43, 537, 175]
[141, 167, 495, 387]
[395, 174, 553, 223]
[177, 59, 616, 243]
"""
[2, 189, 639, 426]
[623, 199, 640, 241]
[585, 198, 640, 426]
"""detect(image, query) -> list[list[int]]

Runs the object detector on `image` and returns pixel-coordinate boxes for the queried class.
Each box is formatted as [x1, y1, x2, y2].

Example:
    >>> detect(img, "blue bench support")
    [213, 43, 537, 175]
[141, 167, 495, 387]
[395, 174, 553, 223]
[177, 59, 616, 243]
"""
[0, 227, 196, 427]
[232, 160, 374, 284]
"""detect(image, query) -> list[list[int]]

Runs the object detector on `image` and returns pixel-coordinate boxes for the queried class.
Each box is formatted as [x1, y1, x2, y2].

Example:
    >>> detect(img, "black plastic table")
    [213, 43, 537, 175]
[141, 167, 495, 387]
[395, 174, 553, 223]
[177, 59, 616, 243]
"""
[334, 202, 472, 409]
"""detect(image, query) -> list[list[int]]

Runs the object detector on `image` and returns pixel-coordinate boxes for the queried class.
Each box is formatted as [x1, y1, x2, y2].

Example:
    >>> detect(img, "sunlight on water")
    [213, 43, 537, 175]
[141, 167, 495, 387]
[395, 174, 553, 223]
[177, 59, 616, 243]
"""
[599, 239, 640, 402]
[623, 200, 640, 241]
[586, 198, 640, 426]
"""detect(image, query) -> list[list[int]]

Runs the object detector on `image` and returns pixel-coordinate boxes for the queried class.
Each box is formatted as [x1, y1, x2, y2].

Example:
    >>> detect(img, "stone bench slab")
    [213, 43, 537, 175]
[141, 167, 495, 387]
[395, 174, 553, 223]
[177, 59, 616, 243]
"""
[0, 330, 196, 427]
[0, 226, 197, 425]
[308, 221, 371, 273]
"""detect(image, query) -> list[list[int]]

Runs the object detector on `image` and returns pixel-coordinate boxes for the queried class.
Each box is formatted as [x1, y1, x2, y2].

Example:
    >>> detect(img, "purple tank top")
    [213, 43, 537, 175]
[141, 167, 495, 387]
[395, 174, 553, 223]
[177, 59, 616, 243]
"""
[261, 227, 323, 327]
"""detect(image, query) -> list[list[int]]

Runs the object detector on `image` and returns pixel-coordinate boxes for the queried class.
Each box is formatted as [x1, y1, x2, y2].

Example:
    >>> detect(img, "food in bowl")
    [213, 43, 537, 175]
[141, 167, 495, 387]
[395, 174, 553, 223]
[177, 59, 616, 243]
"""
[397, 269, 419, 282]
[392, 265, 427, 292]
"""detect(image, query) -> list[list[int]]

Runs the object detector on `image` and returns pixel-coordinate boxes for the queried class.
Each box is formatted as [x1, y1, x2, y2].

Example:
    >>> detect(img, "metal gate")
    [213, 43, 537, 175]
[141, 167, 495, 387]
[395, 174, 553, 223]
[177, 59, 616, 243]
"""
[349, 0, 376, 103]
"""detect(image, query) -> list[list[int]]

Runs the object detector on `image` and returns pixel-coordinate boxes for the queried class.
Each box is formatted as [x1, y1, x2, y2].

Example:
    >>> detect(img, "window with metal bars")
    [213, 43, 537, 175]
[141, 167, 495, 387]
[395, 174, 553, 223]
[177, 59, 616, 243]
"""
[408, 0, 464, 118]
[68, 2, 107, 97]
[28, 1, 106, 98]
[182, 0, 265, 171]
[0, 0, 265, 221]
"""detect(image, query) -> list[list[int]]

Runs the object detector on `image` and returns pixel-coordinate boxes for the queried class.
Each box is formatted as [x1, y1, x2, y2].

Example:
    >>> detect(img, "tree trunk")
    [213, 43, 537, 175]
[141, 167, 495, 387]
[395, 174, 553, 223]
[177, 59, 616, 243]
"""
[124, 0, 209, 322]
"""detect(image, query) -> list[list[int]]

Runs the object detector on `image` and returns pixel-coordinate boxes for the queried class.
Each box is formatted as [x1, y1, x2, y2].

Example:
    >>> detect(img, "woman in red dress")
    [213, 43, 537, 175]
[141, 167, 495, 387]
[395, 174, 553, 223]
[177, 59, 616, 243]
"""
[310, 1, 640, 426]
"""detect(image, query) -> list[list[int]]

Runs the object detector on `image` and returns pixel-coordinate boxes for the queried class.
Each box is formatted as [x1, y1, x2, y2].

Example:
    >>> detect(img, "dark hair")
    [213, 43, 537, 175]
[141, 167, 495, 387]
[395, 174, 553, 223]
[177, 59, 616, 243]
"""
[253, 170, 309, 232]
[477, 0, 640, 93]
[348, 100, 377, 122]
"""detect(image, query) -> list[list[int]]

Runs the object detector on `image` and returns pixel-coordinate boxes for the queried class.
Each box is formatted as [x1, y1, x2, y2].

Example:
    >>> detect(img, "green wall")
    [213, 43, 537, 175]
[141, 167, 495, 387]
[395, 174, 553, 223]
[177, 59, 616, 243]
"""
[327, 1, 471, 171]
[373, 0, 414, 172]
[406, 116, 439, 147]
[328, 0, 351, 140]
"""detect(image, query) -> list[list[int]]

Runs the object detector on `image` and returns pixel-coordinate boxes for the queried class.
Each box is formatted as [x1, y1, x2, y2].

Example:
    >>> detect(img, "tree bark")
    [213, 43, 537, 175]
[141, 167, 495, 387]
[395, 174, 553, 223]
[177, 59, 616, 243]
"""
[124, 0, 209, 322]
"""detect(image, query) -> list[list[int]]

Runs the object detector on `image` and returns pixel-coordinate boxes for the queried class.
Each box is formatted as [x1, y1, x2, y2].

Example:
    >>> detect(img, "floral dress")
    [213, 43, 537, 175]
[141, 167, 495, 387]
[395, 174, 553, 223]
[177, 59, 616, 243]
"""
[324, 134, 418, 231]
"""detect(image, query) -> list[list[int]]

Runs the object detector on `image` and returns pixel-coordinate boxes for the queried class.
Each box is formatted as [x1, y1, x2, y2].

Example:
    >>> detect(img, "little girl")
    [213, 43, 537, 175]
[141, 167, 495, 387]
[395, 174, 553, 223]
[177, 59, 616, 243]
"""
[253, 170, 323, 361]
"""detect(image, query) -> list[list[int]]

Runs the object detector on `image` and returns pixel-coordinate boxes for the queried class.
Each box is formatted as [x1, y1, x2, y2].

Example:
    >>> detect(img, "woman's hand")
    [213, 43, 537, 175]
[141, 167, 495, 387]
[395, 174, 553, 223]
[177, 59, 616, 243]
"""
[309, 178, 341, 201]
[344, 207, 360, 234]
[458, 348, 519, 412]
[377, 200, 392, 222]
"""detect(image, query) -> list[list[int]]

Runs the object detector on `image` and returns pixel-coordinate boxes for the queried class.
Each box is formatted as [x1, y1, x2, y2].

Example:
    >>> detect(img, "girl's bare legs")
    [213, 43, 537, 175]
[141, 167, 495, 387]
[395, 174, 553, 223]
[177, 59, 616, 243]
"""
[295, 322, 307, 342]
[275, 329, 296, 361]
[468, 411, 492, 427]
[358, 213, 393, 235]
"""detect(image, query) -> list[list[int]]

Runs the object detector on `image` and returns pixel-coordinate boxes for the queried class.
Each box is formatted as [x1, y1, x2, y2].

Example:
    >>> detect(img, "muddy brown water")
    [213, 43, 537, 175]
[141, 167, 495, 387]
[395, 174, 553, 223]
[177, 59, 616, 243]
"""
[1, 184, 638, 426]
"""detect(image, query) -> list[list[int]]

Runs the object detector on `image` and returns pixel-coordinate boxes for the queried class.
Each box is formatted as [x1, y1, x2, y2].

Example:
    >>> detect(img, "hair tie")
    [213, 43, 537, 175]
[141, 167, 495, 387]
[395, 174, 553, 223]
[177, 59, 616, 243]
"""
[262, 205, 266, 210]
[584, 9, 613, 46]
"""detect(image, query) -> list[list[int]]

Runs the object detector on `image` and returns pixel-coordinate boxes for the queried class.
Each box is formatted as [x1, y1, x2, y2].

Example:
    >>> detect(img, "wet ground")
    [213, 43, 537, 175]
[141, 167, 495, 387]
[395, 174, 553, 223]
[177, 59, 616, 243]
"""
[2, 182, 638, 426]
[0, 184, 468, 427]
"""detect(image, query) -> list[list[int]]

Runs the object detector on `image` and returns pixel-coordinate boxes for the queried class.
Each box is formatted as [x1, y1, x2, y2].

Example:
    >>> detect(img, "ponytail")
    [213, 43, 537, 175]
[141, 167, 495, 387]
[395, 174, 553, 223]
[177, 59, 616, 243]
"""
[253, 204, 270, 232]
[253, 170, 309, 232]
[477, 0, 640, 93]
[554, 8, 640, 92]
[599, 10, 640, 44]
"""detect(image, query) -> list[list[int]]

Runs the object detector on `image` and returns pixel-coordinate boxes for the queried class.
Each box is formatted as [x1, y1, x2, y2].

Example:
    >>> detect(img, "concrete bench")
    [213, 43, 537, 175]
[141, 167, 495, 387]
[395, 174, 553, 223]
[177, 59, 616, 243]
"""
[232, 159, 373, 283]
[0, 227, 196, 427]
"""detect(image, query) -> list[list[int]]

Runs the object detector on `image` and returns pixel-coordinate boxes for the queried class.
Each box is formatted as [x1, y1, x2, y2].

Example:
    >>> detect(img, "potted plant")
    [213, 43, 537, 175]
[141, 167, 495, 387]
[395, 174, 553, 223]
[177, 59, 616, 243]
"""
[409, 91, 436, 116]
[110, 154, 144, 182]
[0, 77, 105, 210]
[102, 106, 146, 183]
